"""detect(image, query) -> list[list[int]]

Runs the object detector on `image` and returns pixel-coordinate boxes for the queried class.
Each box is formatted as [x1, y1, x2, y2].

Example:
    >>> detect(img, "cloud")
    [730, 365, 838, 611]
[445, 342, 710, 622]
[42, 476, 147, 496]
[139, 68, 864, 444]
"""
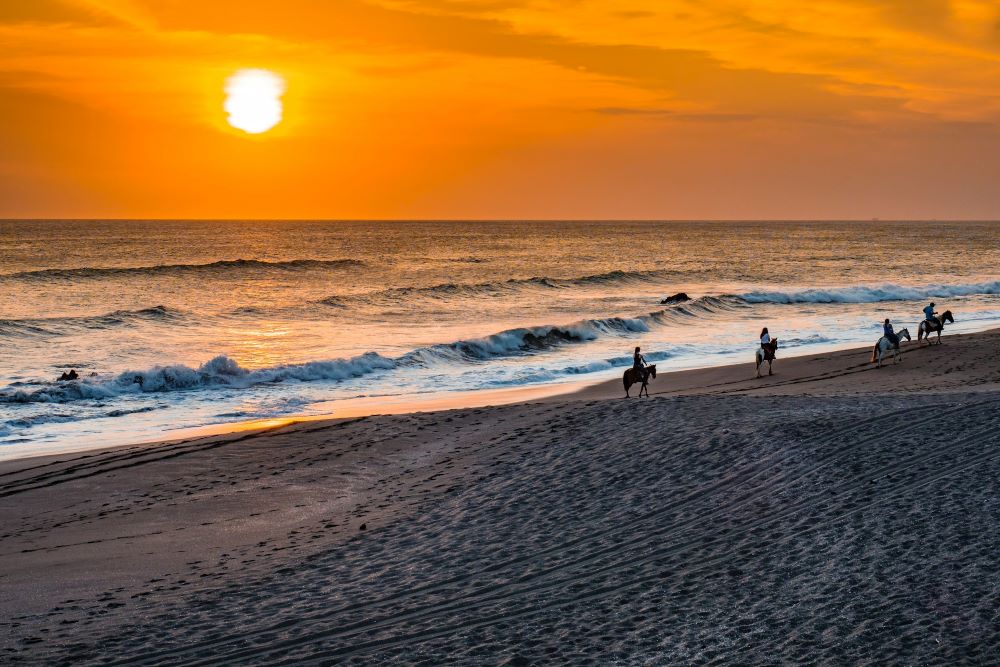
[3, 0, 1000, 218]
[593, 107, 758, 122]
[0, 0, 110, 26]
[124, 0, 903, 121]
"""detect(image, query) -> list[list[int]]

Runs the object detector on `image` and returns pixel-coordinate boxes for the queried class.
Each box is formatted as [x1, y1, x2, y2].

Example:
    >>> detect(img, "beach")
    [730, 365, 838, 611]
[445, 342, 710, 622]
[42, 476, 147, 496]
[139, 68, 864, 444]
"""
[2, 328, 999, 664]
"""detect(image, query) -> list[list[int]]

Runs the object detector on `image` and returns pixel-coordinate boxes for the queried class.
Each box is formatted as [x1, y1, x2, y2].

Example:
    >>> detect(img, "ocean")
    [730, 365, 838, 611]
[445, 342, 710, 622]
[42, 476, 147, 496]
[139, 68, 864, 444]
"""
[1, 220, 998, 458]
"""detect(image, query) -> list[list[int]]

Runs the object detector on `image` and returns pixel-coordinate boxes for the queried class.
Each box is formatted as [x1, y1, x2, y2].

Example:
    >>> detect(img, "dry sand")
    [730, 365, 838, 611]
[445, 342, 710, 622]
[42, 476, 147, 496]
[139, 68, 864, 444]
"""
[2, 329, 999, 664]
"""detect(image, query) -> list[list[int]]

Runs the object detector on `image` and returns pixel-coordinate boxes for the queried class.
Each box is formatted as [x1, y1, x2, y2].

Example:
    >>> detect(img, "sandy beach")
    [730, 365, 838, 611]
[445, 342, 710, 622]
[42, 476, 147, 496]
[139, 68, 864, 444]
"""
[2, 329, 999, 664]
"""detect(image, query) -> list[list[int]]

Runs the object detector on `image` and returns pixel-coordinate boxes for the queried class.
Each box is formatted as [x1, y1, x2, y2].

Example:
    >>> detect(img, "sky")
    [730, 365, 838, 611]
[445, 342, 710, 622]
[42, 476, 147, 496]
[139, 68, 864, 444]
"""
[2, 0, 1000, 219]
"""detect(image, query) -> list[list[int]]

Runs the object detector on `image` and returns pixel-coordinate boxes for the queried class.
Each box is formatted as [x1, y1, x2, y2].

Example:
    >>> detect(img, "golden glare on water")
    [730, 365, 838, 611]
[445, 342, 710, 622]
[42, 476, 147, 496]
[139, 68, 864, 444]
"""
[224, 69, 284, 135]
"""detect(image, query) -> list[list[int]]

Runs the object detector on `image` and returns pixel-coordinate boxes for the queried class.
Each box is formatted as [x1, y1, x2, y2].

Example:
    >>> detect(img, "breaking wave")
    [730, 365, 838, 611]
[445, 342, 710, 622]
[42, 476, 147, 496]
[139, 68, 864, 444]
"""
[1, 304, 708, 404]
[2, 258, 365, 282]
[735, 280, 1000, 305]
[4, 278, 996, 406]
[1, 353, 398, 405]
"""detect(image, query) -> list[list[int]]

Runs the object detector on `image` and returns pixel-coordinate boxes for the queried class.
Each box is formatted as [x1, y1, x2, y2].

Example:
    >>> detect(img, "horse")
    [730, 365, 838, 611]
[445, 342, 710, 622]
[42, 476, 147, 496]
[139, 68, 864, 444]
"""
[871, 327, 911, 368]
[917, 310, 954, 346]
[623, 364, 656, 398]
[755, 338, 778, 378]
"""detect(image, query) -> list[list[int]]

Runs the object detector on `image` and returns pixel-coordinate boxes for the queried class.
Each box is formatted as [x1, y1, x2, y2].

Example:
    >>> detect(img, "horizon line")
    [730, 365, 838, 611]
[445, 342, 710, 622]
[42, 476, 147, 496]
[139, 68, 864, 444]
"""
[2, 218, 999, 223]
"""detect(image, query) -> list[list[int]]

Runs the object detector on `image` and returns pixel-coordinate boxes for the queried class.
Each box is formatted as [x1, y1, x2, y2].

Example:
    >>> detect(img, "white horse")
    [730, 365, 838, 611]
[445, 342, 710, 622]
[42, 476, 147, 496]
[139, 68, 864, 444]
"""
[755, 338, 778, 378]
[871, 327, 910, 368]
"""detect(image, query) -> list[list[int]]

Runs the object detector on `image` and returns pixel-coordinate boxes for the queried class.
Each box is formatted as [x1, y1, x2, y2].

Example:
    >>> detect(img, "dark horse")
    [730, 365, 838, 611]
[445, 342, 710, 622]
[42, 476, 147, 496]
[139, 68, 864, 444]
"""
[917, 310, 954, 345]
[623, 364, 656, 397]
[755, 338, 778, 377]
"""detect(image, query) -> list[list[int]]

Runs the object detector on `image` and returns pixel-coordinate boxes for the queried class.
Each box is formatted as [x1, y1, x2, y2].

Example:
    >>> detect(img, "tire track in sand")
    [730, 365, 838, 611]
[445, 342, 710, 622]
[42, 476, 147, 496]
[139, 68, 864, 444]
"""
[194, 406, 998, 665]
[113, 401, 983, 666]
[270, 437, 1000, 666]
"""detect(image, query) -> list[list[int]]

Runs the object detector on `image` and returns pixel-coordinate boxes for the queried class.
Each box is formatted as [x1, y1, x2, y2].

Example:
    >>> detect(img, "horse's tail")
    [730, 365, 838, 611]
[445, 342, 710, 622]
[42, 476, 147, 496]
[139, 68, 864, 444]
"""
[871, 342, 878, 364]
[917, 322, 924, 341]
[623, 370, 630, 391]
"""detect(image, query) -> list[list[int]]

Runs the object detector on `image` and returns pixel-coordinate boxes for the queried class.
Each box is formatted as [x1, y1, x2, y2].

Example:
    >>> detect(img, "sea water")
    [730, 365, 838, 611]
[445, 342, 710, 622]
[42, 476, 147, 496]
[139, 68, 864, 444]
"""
[1, 220, 998, 457]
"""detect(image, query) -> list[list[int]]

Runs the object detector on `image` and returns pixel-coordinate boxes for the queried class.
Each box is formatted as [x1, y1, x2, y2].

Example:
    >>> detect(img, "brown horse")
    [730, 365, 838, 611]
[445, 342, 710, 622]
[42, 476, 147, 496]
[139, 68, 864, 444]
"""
[755, 338, 778, 377]
[623, 364, 656, 397]
[917, 310, 954, 345]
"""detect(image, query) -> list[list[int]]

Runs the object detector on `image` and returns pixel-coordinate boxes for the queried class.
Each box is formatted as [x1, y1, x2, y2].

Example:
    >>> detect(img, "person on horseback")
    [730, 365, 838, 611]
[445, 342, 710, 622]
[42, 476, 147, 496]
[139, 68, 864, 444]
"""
[923, 302, 938, 328]
[633, 346, 647, 377]
[755, 327, 778, 377]
[883, 318, 899, 347]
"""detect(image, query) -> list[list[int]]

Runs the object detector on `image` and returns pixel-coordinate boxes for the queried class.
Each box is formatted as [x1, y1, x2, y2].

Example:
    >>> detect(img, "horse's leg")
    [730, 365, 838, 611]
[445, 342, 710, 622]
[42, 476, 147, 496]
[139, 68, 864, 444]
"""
[768, 359, 773, 376]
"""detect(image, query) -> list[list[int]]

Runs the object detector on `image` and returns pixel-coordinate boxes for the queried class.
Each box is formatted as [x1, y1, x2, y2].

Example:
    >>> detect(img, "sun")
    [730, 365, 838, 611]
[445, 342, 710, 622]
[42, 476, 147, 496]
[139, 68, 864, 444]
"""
[224, 69, 285, 135]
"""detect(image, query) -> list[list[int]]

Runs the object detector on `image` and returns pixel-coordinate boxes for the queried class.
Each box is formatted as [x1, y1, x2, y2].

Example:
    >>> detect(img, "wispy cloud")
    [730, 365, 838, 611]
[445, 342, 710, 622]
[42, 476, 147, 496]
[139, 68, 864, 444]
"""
[2, 0, 1000, 218]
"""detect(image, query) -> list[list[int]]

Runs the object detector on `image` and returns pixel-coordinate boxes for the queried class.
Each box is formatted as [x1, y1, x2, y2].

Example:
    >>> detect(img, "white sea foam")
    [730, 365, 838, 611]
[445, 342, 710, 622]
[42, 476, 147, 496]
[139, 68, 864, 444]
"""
[736, 281, 1000, 305]
[6, 279, 999, 407]
[1, 353, 397, 404]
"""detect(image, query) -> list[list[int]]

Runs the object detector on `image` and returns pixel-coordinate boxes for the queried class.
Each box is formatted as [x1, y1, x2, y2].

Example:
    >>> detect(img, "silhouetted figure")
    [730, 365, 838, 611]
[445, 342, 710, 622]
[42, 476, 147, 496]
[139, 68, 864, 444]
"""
[883, 318, 899, 347]
[57, 369, 79, 382]
[633, 346, 647, 375]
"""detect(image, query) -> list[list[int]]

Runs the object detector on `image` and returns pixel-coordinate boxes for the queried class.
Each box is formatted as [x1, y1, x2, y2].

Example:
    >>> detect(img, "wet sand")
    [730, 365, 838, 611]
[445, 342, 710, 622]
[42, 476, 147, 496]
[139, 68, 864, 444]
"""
[2, 329, 999, 664]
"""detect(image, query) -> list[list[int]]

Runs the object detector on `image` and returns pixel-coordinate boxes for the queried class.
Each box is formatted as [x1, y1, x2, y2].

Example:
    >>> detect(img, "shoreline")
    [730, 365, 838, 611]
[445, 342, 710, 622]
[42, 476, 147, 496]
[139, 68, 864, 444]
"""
[5, 326, 999, 465]
[2, 325, 999, 662]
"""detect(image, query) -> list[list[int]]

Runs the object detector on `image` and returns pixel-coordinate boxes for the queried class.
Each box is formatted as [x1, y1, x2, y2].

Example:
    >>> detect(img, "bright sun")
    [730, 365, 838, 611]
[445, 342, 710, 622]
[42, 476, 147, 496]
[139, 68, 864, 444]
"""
[225, 69, 285, 135]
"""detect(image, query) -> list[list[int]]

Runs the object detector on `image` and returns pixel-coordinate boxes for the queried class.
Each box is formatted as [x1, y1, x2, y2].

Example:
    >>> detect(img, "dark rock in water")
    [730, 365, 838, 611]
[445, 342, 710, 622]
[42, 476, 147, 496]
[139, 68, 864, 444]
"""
[57, 369, 79, 382]
[660, 292, 690, 305]
[359, 523, 366, 531]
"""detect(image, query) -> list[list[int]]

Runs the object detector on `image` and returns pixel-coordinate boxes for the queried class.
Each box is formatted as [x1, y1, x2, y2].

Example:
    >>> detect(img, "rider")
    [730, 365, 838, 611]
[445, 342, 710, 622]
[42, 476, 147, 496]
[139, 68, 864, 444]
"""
[760, 327, 771, 348]
[883, 318, 899, 347]
[633, 346, 647, 376]
[923, 302, 938, 327]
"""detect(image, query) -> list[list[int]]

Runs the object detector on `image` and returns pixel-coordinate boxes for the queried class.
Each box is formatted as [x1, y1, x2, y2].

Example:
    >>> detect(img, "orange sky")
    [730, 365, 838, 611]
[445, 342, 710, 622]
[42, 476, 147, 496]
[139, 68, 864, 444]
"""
[2, 0, 1000, 219]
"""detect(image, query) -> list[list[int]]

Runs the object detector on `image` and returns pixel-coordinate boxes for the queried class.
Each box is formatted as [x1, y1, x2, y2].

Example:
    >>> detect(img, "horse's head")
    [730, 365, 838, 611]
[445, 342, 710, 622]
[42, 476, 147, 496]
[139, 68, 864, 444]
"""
[942, 310, 954, 324]
[647, 364, 656, 379]
[898, 328, 911, 341]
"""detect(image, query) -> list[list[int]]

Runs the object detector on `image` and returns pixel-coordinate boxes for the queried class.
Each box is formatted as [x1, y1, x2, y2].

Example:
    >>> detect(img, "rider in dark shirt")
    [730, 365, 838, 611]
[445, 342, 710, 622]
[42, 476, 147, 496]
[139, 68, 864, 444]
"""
[633, 346, 646, 374]
[883, 318, 899, 347]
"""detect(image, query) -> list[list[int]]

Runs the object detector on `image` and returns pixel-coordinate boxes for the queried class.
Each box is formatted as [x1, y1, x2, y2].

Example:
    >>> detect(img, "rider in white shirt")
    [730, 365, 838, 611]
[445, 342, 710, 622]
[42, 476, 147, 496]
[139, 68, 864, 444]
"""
[760, 327, 771, 347]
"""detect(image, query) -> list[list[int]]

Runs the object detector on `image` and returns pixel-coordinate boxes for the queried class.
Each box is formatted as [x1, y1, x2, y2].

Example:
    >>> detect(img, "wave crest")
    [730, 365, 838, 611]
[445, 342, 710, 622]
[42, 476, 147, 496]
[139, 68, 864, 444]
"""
[318, 268, 673, 307]
[735, 280, 1000, 304]
[0, 306, 182, 338]
[3, 258, 365, 282]
[1, 352, 397, 404]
